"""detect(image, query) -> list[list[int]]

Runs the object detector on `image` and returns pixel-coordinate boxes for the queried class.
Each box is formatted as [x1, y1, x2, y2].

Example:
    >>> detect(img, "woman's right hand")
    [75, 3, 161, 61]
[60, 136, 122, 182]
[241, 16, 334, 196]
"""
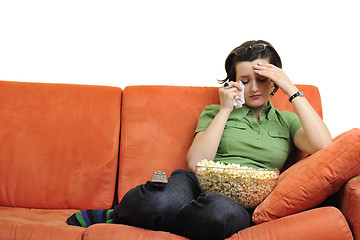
[219, 81, 243, 112]
[187, 81, 243, 172]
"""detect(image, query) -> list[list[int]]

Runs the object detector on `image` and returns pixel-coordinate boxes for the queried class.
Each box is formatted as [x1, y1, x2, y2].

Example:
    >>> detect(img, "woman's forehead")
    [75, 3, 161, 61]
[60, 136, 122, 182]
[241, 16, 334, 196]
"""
[235, 59, 269, 76]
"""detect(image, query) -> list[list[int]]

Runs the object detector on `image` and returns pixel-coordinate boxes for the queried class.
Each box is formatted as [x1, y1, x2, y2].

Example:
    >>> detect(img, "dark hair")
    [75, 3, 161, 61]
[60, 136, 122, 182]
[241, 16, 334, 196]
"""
[219, 40, 282, 84]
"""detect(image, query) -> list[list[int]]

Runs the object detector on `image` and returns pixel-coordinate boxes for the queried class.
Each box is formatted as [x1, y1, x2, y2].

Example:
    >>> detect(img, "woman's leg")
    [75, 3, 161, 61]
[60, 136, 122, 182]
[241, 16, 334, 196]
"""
[113, 169, 202, 231]
[170, 193, 251, 240]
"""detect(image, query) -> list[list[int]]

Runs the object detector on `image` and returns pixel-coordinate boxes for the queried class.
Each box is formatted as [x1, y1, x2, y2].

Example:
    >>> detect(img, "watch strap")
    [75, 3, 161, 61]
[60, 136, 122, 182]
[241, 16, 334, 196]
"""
[289, 91, 304, 103]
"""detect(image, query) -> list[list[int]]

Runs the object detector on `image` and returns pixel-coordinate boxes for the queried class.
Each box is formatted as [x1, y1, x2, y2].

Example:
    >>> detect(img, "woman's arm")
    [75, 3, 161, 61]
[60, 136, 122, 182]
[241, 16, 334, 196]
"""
[289, 88, 332, 154]
[254, 62, 332, 154]
[186, 82, 242, 172]
[186, 110, 229, 172]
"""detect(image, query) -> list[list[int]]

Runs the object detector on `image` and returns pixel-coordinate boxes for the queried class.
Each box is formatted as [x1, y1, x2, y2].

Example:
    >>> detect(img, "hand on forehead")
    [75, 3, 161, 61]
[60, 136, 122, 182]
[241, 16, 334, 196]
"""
[235, 59, 270, 77]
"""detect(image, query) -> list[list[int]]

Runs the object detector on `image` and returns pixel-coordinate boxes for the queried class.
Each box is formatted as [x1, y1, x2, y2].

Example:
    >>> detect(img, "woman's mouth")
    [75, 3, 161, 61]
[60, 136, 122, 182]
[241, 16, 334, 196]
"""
[250, 95, 261, 99]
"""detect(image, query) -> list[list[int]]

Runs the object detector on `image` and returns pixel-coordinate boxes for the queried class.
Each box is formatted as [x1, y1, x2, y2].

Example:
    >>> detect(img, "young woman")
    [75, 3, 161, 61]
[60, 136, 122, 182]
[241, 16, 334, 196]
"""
[67, 40, 332, 240]
[187, 40, 332, 173]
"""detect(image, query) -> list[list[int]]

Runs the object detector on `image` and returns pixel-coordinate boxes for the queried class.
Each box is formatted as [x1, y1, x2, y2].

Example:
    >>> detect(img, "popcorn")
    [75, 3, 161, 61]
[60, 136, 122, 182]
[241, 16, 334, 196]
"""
[195, 159, 279, 208]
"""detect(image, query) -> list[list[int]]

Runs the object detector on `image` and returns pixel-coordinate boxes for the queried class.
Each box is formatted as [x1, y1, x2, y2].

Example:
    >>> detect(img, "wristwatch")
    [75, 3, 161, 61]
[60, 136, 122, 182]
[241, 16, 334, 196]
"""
[289, 91, 305, 103]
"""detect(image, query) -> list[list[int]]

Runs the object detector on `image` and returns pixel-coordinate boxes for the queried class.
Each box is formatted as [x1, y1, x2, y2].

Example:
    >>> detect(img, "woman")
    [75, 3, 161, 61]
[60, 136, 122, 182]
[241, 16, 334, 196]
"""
[188, 40, 332, 172]
[67, 40, 332, 240]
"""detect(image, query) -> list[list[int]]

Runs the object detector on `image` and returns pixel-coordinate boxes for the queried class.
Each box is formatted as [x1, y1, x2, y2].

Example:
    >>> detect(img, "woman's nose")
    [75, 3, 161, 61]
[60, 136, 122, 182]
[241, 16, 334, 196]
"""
[249, 80, 260, 92]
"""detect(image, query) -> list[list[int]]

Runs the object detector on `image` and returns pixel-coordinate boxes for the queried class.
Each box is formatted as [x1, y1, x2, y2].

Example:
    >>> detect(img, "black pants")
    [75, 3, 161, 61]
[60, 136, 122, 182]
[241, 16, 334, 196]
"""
[113, 169, 251, 240]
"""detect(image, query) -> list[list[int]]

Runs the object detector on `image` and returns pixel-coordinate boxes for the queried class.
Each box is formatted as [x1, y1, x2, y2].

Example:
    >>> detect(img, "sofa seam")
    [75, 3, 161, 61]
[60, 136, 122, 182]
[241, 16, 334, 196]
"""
[117, 88, 128, 202]
[110, 89, 122, 208]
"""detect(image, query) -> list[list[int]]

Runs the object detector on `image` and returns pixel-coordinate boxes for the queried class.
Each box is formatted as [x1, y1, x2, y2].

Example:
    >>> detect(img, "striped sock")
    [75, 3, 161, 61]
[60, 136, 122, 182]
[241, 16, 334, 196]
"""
[67, 209, 114, 228]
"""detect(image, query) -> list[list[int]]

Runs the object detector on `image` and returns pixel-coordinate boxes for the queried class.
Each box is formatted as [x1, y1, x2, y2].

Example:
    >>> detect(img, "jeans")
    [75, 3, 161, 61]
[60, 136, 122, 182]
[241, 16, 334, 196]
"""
[113, 169, 251, 240]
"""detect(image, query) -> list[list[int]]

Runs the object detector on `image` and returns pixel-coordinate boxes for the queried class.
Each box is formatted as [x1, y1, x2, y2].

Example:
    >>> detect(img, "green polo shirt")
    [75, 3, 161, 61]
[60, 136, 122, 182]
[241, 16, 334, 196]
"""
[195, 101, 302, 170]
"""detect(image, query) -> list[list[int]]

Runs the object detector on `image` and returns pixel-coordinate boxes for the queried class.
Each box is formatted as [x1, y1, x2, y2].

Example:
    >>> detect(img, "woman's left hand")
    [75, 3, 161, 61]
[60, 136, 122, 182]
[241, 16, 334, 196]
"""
[254, 62, 298, 97]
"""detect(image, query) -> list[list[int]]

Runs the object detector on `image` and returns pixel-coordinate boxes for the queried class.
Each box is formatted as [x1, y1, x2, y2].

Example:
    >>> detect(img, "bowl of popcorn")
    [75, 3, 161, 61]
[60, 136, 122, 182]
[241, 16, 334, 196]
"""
[195, 159, 279, 209]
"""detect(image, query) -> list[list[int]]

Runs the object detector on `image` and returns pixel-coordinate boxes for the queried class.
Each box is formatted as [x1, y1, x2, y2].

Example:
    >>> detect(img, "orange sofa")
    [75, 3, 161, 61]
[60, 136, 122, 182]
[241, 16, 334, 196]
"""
[0, 80, 359, 240]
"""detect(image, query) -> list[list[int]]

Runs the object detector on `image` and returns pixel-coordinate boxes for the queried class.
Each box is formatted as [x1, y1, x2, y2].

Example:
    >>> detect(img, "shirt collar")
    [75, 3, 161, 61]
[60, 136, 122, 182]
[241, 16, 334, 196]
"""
[265, 101, 277, 121]
[233, 104, 251, 119]
[232, 101, 276, 120]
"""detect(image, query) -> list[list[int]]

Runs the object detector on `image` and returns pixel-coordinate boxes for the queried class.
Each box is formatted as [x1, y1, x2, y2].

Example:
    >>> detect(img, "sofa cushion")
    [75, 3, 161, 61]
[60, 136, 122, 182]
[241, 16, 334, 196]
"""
[253, 128, 360, 224]
[118, 86, 219, 199]
[83, 224, 187, 240]
[118, 85, 322, 200]
[230, 207, 353, 240]
[0, 206, 84, 240]
[0, 81, 121, 209]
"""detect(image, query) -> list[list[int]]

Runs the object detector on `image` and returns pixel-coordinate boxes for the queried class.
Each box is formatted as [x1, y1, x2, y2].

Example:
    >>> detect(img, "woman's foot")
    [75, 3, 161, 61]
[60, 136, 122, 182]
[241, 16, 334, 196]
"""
[67, 209, 114, 227]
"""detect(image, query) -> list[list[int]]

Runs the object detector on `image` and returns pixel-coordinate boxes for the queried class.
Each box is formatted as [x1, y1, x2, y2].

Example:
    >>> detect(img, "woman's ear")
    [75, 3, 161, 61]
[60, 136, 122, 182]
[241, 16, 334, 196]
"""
[270, 84, 279, 96]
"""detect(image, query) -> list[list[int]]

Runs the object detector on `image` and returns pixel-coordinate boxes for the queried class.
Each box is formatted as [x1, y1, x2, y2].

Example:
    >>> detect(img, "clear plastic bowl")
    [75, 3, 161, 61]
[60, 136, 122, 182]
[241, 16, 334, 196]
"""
[195, 165, 279, 209]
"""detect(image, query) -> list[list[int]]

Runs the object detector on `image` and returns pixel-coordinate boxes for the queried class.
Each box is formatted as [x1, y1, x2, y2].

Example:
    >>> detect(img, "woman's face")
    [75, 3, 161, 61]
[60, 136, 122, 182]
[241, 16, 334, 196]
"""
[235, 58, 273, 112]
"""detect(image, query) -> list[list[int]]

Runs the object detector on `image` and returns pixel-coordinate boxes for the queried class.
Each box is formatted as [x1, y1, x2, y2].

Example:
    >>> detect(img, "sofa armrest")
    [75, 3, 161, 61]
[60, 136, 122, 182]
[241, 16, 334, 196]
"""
[338, 174, 360, 240]
[229, 207, 353, 240]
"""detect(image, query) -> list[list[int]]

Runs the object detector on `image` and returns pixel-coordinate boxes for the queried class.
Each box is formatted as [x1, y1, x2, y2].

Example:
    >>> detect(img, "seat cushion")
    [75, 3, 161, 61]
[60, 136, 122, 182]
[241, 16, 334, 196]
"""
[0, 206, 84, 240]
[230, 207, 353, 240]
[253, 128, 360, 224]
[0, 81, 122, 209]
[83, 224, 188, 240]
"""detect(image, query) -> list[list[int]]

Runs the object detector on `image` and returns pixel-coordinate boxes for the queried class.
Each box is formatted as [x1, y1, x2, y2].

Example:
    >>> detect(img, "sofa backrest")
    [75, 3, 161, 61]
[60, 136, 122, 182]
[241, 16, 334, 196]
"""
[118, 84, 322, 200]
[0, 80, 122, 209]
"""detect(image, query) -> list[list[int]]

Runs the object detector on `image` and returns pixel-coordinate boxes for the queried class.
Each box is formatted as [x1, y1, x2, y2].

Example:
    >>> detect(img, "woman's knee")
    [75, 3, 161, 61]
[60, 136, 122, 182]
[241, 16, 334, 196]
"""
[117, 169, 200, 212]
[113, 182, 178, 229]
[113, 169, 201, 230]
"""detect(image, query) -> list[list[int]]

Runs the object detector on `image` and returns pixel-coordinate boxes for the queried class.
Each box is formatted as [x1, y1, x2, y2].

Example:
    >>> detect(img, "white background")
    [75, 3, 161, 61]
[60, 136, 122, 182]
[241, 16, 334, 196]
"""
[0, 0, 359, 137]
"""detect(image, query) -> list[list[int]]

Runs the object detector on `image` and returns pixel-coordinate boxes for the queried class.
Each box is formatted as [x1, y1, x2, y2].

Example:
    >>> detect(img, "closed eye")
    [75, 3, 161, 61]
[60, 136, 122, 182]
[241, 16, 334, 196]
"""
[240, 79, 249, 84]
[258, 77, 268, 82]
